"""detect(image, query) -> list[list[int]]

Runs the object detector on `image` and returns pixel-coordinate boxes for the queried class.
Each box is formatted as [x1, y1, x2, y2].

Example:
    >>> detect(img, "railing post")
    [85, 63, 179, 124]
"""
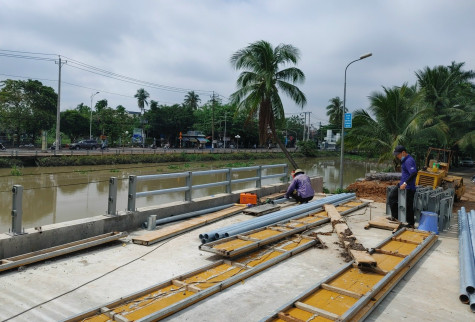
[226, 168, 232, 193]
[256, 166, 262, 188]
[127, 175, 137, 212]
[185, 171, 192, 201]
[284, 164, 289, 182]
[107, 177, 118, 216]
[11, 185, 24, 235]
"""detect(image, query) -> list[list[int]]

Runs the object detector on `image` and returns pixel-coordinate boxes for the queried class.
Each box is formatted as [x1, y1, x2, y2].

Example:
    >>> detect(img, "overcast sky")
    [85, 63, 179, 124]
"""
[1, 0, 474, 128]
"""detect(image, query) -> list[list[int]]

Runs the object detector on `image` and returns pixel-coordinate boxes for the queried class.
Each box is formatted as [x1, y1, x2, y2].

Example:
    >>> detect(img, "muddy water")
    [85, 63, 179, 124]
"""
[0, 158, 386, 233]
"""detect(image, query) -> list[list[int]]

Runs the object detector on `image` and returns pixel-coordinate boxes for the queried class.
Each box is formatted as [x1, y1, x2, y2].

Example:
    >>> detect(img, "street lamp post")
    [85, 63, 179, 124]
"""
[90, 91, 99, 139]
[339, 52, 372, 190]
[235, 134, 240, 150]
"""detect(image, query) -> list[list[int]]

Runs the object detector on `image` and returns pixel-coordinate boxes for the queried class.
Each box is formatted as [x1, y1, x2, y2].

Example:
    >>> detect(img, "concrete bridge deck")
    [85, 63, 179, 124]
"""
[0, 177, 472, 321]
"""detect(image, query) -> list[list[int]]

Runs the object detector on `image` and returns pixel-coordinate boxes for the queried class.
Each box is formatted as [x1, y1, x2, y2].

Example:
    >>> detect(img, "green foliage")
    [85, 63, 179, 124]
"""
[322, 187, 330, 194]
[10, 165, 22, 176]
[296, 140, 318, 157]
[0, 79, 57, 145]
[332, 187, 348, 194]
[229, 40, 306, 169]
[31, 151, 288, 168]
[0, 158, 23, 168]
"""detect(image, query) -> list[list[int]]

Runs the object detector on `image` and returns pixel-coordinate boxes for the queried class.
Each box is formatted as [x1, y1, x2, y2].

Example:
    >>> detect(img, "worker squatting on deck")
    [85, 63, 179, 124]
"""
[285, 168, 315, 204]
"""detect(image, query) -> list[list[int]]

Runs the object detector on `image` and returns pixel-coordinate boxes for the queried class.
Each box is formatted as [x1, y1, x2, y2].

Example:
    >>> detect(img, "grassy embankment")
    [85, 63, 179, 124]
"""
[0, 150, 376, 169]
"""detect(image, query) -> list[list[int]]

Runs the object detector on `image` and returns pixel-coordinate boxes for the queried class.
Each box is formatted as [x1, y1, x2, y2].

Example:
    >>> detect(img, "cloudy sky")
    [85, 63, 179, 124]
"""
[1, 0, 474, 127]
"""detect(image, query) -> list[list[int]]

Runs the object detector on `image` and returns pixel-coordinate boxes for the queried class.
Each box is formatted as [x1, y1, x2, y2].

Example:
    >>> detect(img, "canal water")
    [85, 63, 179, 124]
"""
[0, 158, 387, 233]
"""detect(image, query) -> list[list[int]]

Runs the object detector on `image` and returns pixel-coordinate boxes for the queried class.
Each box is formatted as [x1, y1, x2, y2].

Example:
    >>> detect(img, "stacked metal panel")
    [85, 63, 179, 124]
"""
[388, 186, 454, 231]
[198, 193, 356, 243]
[458, 207, 475, 312]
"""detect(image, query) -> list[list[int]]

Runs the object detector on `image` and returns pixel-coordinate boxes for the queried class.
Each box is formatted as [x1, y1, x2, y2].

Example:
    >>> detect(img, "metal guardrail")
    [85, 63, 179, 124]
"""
[116, 164, 289, 213]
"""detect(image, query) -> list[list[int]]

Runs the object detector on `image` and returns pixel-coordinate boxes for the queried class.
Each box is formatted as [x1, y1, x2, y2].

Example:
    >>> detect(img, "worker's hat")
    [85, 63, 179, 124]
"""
[294, 169, 304, 175]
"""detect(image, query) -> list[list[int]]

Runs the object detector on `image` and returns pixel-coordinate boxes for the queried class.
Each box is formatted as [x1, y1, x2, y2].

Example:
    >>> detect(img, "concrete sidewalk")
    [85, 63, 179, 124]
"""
[0, 199, 472, 321]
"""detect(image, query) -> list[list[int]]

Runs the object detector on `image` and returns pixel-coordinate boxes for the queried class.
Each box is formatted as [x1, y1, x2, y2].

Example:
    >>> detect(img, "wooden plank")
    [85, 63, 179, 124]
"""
[294, 301, 339, 320]
[373, 249, 407, 258]
[365, 216, 401, 231]
[350, 250, 377, 267]
[324, 204, 342, 221]
[321, 283, 362, 299]
[259, 192, 286, 203]
[242, 204, 280, 216]
[0, 232, 127, 273]
[132, 205, 245, 245]
[277, 312, 306, 322]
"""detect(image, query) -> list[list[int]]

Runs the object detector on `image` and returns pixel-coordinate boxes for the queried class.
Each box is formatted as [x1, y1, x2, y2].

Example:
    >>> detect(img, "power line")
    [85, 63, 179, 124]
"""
[0, 49, 219, 99]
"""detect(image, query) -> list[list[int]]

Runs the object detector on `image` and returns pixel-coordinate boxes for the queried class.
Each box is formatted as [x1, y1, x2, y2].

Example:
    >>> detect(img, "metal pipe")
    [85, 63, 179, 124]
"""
[200, 195, 345, 241]
[199, 194, 355, 242]
[223, 195, 355, 238]
[458, 207, 475, 298]
[143, 204, 234, 229]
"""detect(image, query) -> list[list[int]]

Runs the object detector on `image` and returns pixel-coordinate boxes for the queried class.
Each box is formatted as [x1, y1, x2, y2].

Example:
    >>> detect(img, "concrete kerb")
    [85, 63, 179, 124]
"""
[0, 177, 323, 260]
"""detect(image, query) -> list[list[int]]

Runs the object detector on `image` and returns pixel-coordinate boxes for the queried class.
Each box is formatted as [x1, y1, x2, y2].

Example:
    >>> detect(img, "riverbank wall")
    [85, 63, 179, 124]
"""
[0, 177, 323, 259]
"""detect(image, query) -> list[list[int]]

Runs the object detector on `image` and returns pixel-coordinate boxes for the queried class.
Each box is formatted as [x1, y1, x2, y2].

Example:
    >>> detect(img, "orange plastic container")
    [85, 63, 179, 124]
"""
[240, 193, 257, 205]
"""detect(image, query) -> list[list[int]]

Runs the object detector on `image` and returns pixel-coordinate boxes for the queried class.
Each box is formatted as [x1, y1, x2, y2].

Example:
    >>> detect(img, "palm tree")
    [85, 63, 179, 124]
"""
[415, 62, 475, 150]
[326, 96, 346, 130]
[134, 88, 150, 146]
[184, 91, 201, 110]
[229, 40, 307, 169]
[345, 84, 424, 164]
[134, 88, 150, 114]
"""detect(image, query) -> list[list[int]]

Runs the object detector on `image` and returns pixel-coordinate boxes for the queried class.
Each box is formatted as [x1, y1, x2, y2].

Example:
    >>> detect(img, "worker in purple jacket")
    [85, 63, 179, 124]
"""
[388, 145, 418, 228]
[285, 169, 315, 203]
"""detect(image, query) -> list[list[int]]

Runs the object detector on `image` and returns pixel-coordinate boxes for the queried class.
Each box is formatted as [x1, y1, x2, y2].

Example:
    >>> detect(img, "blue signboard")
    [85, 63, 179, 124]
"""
[344, 113, 352, 128]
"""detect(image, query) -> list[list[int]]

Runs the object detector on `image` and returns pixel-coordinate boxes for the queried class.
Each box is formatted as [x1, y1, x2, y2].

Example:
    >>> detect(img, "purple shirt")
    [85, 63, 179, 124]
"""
[285, 174, 315, 198]
[400, 154, 418, 190]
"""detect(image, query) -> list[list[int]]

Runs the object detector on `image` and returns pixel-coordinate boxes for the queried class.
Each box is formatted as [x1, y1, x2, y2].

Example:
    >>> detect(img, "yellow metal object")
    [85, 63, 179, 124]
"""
[415, 147, 465, 199]
[70, 233, 319, 322]
[265, 229, 437, 322]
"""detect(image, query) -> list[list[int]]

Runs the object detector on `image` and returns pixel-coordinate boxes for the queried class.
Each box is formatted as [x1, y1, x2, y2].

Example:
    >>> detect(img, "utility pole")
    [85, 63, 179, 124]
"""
[55, 56, 66, 150]
[211, 92, 216, 150]
[224, 111, 227, 151]
[307, 112, 311, 141]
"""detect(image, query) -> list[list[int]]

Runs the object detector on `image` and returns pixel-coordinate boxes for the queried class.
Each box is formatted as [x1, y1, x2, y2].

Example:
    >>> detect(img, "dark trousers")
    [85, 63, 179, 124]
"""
[388, 187, 415, 226]
[289, 191, 313, 203]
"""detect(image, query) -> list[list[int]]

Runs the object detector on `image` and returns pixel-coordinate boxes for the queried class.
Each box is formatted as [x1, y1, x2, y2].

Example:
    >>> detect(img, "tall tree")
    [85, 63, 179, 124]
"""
[134, 88, 150, 146]
[326, 96, 346, 130]
[229, 40, 307, 169]
[0, 79, 56, 145]
[183, 91, 201, 110]
[415, 62, 475, 151]
[134, 88, 150, 114]
[345, 84, 423, 164]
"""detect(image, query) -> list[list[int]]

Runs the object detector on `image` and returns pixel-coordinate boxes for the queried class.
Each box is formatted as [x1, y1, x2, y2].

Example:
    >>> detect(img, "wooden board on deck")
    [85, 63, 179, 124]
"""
[132, 205, 246, 246]
[242, 203, 281, 216]
[365, 216, 401, 232]
[259, 192, 286, 203]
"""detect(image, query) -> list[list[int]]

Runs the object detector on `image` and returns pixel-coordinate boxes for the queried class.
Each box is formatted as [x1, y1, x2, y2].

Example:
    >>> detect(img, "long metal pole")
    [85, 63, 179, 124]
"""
[224, 112, 227, 152]
[90, 92, 99, 140]
[339, 53, 372, 189]
[55, 56, 63, 150]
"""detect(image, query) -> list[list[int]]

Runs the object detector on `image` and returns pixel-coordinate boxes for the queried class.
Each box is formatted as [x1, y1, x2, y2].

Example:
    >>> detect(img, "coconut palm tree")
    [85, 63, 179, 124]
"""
[326, 96, 346, 130]
[345, 84, 424, 164]
[229, 40, 307, 169]
[415, 62, 475, 150]
[134, 88, 150, 146]
[184, 91, 201, 110]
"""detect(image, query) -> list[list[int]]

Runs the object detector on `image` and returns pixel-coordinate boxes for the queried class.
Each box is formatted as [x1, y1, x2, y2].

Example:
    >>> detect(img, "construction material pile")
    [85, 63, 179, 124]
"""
[198, 193, 356, 244]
